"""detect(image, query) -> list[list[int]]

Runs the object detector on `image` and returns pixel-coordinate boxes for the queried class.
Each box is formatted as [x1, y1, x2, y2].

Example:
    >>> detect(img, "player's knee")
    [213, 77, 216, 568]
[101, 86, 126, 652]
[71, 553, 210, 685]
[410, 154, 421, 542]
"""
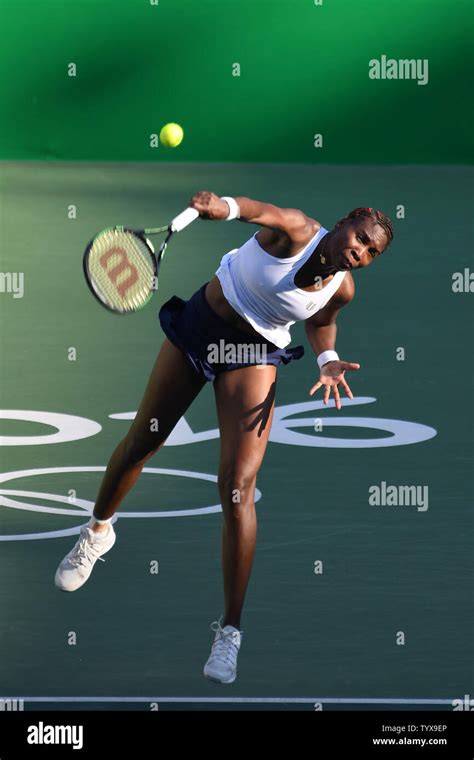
[121, 432, 164, 464]
[218, 469, 257, 508]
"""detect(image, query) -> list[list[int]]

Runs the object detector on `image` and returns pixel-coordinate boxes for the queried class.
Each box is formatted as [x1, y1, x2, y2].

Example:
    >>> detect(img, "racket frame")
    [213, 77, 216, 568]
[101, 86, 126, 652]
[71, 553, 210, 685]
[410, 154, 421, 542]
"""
[83, 207, 199, 314]
[82, 227, 158, 315]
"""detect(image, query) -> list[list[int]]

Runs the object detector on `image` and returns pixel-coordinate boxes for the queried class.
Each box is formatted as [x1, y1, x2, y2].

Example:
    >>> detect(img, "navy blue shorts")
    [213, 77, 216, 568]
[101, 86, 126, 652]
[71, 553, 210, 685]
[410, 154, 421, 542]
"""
[158, 282, 304, 382]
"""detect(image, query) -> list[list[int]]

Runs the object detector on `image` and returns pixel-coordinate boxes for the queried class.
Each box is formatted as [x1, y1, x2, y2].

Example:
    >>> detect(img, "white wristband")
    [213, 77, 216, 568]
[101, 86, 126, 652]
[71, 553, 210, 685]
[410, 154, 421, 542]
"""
[317, 350, 339, 370]
[220, 196, 240, 220]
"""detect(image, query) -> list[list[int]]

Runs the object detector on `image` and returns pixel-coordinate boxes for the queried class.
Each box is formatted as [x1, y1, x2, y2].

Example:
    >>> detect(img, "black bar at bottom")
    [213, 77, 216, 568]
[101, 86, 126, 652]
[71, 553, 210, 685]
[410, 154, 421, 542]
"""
[0, 710, 472, 758]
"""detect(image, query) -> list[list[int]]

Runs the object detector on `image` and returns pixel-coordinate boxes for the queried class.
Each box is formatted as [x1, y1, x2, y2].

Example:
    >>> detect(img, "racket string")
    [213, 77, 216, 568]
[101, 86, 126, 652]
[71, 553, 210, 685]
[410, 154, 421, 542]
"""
[87, 229, 156, 312]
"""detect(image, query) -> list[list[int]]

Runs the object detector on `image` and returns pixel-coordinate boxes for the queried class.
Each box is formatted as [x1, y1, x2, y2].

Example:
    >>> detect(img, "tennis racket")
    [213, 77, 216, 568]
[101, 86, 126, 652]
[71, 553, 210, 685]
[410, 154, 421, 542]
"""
[83, 206, 199, 314]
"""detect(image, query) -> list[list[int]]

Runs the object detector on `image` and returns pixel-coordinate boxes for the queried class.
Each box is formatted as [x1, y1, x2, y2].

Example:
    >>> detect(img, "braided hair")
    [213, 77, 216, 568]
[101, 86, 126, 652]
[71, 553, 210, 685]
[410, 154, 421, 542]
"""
[336, 207, 394, 249]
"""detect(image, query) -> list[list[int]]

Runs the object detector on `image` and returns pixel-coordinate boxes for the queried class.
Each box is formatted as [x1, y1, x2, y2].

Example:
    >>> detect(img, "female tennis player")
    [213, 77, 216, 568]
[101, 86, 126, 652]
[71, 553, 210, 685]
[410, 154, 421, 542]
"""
[55, 193, 393, 684]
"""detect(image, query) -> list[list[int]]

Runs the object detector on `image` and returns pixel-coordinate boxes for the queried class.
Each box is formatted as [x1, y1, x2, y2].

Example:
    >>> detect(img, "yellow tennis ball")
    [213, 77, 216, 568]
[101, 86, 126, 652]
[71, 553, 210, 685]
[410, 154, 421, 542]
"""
[159, 123, 184, 148]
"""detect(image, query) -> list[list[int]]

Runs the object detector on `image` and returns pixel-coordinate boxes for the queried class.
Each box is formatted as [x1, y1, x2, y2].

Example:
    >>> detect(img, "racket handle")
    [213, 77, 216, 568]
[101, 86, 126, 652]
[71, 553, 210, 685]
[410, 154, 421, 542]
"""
[170, 207, 200, 232]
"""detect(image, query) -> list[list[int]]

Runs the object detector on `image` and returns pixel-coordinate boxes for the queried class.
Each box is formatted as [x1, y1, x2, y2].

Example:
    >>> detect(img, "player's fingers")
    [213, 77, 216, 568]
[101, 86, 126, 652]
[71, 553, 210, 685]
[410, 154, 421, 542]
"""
[309, 381, 323, 396]
[323, 384, 331, 405]
[340, 378, 353, 399]
[333, 384, 341, 410]
[190, 191, 214, 212]
[339, 361, 361, 371]
[189, 199, 206, 214]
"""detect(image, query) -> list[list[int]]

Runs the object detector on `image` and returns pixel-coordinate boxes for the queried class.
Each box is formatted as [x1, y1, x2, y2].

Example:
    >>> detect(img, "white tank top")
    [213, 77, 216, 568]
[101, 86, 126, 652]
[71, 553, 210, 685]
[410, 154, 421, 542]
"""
[215, 226, 347, 348]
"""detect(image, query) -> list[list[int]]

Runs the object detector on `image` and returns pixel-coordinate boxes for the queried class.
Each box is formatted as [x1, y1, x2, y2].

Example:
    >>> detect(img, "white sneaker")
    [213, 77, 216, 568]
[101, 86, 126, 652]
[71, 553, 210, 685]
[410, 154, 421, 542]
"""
[54, 522, 116, 592]
[203, 618, 243, 684]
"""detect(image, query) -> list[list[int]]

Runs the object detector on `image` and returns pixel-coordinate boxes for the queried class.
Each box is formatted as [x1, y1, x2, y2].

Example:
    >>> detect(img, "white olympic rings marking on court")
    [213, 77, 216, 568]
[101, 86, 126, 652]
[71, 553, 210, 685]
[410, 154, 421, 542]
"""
[0, 411, 101, 446]
[0, 401, 437, 540]
[0, 467, 261, 541]
[0, 400, 438, 448]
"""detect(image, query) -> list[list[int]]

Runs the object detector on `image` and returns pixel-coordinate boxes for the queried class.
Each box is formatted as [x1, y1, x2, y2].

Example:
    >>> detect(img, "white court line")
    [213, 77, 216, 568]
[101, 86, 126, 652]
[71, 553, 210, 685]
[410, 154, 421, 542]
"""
[1, 696, 454, 705]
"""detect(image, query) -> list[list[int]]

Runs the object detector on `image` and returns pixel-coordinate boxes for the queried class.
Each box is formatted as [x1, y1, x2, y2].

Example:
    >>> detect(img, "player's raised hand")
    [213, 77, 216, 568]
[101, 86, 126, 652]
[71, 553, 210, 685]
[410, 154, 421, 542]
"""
[189, 191, 230, 220]
[309, 360, 360, 410]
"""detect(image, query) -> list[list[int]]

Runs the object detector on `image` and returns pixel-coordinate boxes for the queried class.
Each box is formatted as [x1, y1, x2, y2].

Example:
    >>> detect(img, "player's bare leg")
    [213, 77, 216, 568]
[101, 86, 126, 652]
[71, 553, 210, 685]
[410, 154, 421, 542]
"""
[90, 338, 206, 529]
[55, 339, 206, 591]
[214, 363, 277, 628]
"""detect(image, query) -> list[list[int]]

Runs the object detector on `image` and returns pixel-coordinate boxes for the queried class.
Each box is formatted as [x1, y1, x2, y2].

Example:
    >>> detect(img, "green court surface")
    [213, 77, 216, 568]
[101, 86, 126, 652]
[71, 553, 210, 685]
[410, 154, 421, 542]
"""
[0, 162, 472, 711]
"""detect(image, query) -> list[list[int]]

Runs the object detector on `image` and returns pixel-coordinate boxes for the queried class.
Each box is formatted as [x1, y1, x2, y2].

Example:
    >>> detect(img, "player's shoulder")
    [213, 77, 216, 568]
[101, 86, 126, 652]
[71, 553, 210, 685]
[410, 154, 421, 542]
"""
[333, 271, 355, 305]
[283, 217, 322, 249]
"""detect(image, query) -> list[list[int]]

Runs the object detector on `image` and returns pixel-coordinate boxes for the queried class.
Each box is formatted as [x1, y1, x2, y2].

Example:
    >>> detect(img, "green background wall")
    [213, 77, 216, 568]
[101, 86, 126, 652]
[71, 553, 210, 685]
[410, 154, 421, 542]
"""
[0, 0, 472, 163]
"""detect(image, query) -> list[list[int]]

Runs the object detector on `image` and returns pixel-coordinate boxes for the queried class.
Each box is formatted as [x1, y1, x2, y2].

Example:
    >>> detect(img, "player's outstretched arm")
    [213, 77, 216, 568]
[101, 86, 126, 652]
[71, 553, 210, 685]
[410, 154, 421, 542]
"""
[305, 277, 360, 410]
[189, 190, 316, 240]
